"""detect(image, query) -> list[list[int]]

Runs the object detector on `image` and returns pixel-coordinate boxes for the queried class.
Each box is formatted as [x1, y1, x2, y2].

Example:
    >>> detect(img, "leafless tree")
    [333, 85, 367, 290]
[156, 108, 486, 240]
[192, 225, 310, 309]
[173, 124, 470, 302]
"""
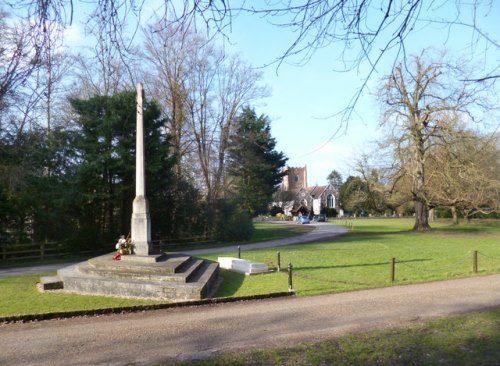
[378, 51, 492, 231]
[183, 42, 267, 204]
[0, 11, 43, 115]
[142, 21, 194, 178]
[426, 128, 500, 223]
[8, 1, 498, 116]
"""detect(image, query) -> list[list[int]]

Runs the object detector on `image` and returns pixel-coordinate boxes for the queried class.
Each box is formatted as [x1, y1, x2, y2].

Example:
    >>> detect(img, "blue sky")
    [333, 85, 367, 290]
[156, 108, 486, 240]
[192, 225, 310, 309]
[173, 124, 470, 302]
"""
[219, 2, 499, 185]
[62, 1, 499, 185]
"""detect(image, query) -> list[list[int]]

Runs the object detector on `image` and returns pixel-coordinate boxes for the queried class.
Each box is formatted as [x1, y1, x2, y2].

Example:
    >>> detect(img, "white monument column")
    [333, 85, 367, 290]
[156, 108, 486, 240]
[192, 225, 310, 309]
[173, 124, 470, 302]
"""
[131, 82, 153, 256]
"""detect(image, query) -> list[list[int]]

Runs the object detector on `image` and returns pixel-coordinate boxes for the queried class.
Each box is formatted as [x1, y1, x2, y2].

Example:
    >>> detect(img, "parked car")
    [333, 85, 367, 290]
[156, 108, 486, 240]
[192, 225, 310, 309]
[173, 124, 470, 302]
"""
[297, 215, 310, 224]
[313, 214, 326, 222]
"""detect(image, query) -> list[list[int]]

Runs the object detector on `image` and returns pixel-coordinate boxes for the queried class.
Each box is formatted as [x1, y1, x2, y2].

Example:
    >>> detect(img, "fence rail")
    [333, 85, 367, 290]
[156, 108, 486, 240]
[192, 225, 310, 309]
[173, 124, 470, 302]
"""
[1, 241, 70, 262]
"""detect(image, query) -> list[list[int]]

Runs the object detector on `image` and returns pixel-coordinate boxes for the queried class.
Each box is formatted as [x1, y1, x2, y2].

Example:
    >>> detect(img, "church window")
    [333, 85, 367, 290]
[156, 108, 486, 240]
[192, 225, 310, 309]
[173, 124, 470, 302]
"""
[294, 175, 299, 182]
[327, 194, 335, 208]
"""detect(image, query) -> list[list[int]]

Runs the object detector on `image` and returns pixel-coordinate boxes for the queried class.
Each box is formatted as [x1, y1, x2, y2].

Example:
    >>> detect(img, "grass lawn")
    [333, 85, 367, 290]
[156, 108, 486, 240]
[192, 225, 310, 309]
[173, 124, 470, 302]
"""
[207, 218, 500, 297]
[0, 218, 499, 317]
[0, 222, 312, 317]
[0, 272, 163, 317]
[175, 307, 500, 365]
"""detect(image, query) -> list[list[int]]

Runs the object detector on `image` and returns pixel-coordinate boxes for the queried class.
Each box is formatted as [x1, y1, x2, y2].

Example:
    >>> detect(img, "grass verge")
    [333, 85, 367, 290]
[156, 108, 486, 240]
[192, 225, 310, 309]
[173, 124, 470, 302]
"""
[173, 306, 500, 365]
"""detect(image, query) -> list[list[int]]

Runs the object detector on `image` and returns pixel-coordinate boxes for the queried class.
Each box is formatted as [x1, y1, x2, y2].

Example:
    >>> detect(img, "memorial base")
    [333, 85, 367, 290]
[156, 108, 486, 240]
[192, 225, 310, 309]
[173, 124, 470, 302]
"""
[45, 252, 219, 301]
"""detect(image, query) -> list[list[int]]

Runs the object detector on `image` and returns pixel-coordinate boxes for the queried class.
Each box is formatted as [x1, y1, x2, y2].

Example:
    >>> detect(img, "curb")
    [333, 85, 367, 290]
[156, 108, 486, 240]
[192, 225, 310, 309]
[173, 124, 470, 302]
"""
[0, 291, 295, 324]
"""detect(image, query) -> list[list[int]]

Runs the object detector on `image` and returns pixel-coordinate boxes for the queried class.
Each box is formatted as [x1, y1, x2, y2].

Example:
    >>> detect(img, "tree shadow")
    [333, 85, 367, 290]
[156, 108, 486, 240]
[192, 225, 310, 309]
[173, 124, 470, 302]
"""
[297, 258, 431, 271]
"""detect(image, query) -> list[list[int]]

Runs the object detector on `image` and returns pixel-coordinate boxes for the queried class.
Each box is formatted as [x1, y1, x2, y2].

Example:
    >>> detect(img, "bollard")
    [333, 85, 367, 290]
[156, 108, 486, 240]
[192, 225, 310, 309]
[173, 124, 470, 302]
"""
[238, 245, 241, 259]
[390, 257, 396, 283]
[277, 251, 281, 272]
[288, 262, 293, 292]
[473, 250, 478, 273]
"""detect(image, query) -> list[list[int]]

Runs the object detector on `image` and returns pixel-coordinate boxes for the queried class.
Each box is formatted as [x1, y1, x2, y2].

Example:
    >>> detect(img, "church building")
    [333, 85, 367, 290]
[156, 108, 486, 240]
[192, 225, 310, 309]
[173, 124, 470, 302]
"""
[272, 165, 341, 217]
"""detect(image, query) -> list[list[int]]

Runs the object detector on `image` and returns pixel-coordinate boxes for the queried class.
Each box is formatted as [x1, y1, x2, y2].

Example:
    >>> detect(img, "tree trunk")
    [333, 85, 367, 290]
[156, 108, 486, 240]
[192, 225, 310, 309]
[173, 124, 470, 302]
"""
[451, 206, 459, 225]
[428, 208, 435, 222]
[413, 200, 431, 231]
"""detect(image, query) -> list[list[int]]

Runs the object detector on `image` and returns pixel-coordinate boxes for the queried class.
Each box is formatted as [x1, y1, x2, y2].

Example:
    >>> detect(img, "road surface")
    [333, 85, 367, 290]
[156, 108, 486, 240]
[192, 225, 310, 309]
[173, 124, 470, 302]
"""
[1, 273, 500, 365]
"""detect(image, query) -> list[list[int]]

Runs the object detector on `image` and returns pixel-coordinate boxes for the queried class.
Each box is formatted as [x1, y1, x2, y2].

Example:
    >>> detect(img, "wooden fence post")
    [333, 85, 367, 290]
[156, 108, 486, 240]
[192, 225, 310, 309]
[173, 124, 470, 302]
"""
[473, 250, 478, 273]
[390, 257, 396, 283]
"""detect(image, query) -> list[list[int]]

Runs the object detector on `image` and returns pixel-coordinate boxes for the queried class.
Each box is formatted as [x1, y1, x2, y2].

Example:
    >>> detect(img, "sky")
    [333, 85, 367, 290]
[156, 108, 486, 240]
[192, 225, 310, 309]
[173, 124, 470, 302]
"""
[218, 2, 499, 185]
[59, 1, 499, 185]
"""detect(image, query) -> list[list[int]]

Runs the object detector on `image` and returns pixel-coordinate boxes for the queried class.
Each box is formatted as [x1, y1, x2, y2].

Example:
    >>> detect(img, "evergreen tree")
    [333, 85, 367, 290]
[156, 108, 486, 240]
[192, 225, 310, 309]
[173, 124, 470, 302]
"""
[227, 107, 287, 215]
[327, 170, 343, 191]
[69, 91, 174, 248]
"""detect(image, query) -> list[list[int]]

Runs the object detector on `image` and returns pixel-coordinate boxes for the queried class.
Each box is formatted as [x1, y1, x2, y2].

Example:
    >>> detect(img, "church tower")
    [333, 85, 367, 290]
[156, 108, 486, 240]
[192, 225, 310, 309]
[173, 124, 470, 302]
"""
[282, 165, 308, 191]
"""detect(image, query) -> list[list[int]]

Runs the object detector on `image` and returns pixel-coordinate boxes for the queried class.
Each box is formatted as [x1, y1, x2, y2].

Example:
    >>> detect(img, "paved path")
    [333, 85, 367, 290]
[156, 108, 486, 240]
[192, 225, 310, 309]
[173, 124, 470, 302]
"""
[0, 222, 347, 277]
[2, 274, 500, 365]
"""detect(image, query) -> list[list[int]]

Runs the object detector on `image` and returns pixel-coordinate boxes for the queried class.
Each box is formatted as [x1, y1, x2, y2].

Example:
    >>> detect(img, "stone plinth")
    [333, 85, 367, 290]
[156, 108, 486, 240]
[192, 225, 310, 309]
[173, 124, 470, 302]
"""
[54, 253, 219, 301]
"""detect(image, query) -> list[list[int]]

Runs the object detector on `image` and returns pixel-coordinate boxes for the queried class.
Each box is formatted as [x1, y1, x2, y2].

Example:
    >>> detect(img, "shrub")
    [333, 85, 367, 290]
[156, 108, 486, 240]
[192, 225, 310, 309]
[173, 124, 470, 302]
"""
[270, 205, 284, 217]
[215, 200, 254, 242]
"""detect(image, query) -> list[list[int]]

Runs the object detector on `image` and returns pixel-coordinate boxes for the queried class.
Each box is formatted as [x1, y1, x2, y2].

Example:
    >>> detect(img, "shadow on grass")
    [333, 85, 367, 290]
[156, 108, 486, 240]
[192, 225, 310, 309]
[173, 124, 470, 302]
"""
[296, 258, 431, 271]
[213, 270, 246, 297]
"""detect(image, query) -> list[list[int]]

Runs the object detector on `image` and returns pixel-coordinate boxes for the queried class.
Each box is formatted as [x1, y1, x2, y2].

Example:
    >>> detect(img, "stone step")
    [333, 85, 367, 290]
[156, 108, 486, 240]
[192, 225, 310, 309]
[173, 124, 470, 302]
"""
[40, 275, 64, 290]
[87, 253, 192, 275]
[59, 265, 217, 301]
[56, 255, 220, 301]
[80, 257, 205, 284]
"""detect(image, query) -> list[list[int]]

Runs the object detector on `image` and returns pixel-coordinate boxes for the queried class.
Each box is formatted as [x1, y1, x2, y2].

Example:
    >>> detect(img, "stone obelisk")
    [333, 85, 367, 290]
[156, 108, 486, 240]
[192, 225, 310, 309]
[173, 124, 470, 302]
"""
[131, 82, 153, 256]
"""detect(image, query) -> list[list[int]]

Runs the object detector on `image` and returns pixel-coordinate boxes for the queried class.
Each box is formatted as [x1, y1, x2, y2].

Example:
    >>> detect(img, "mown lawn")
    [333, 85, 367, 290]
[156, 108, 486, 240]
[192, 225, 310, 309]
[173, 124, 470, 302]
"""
[174, 306, 500, 366]
[207, 218, 500, 297]
[0, 218, 499, 317]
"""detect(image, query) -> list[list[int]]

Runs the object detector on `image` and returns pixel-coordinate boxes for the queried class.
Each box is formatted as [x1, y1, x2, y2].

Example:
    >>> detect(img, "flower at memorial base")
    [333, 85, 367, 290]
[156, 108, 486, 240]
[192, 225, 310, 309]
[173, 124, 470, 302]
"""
[115, 236, 135, 255]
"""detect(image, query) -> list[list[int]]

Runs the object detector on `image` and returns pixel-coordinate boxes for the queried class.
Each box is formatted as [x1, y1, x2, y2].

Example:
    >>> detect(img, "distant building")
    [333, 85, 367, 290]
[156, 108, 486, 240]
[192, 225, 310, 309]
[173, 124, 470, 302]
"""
[272, 165, 342, 217]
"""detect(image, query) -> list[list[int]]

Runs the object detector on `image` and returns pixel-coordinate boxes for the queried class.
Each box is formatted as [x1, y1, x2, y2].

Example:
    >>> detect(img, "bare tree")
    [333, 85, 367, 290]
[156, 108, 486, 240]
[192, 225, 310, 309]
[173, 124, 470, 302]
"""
[8, 1, 498, 117]
[142, 22, 194, 177]
[0, 11, 43, 115]
[426, 128, 500, 223]
[184, 44, 267, 204]
[379, 51, 491, 231]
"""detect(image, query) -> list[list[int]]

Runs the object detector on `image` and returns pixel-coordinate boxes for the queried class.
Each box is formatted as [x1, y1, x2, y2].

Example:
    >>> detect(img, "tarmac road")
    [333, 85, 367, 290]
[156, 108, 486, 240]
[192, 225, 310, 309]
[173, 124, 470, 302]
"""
[2, 273, 500, 365]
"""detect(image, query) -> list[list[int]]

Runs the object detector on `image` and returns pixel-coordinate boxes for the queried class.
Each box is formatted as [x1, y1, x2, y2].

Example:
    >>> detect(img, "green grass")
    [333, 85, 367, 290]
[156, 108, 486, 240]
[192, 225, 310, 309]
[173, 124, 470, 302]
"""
[207, 218, 500, 297]
[1, 219, 499, 317]
[0, 272, 163, 317]
[174, 306, 500, 365]
[0, 221, 311, 317]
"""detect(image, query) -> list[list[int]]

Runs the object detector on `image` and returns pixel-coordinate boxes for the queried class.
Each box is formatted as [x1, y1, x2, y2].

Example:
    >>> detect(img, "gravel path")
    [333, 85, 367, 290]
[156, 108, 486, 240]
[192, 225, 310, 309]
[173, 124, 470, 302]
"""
[2, 273, 500, 365]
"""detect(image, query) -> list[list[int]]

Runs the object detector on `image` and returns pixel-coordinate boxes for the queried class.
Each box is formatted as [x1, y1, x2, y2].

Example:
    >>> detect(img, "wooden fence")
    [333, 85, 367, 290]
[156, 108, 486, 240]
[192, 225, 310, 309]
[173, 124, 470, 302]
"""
[1, 241, 70, 262]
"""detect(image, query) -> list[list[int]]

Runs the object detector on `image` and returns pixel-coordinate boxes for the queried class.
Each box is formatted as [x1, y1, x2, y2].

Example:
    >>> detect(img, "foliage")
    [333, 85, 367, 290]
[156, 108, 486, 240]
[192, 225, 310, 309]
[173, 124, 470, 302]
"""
[227, 107, 287, 216]
[214, 199, 254, 242]
[269, 205, 283, 217]
[338, 176, 371, 215]
[320, 207, 337, 217]
[326, 170, 343, 191]
[68, 91, 173, 249]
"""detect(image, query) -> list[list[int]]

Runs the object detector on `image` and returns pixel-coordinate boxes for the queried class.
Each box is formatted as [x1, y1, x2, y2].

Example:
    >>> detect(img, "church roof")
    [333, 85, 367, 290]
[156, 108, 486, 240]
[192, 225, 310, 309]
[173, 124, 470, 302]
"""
[306, 185, 329, 198]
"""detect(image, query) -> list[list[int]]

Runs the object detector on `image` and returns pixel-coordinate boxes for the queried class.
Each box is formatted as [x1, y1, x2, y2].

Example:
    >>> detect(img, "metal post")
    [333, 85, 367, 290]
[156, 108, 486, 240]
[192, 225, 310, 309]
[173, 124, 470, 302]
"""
[277, 251, 281, 272]
[473, 250, 478, 273]
[390, 257, 396, 283]
[288, 262, 293, 292]
[238, 245, 241, 259]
